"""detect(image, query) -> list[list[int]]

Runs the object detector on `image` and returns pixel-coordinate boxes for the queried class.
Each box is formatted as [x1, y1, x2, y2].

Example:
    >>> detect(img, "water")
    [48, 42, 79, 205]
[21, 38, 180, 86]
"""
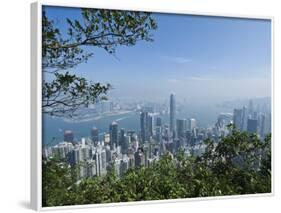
[42, 104, 225, 146]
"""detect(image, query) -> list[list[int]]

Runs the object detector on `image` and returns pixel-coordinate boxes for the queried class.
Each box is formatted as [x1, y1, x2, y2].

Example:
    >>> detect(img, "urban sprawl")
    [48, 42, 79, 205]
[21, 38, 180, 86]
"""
[43, 94, 271, 180]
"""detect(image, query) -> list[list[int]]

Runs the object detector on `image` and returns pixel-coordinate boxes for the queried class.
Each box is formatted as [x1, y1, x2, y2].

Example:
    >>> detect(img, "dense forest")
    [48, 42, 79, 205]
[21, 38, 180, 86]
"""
[42, 126, 271, 207]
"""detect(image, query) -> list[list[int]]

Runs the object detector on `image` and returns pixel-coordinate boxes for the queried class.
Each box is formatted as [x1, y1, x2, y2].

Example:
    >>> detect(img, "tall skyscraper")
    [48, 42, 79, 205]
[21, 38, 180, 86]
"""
[247, 118, 258, 134]
[176, 119, 187, 138]
[91, 127, 99, 144]
[170, 93, 176, 134]
[260, 113, 271, 137]
[233, 109, 243, 130]
[241, 106, 248, 131]
[156, 117, 162, 127]
[119, 128, 126, 147]
[155, 126, 162, 144]
[260, 114, 266, 137]
[188, 118, 197, 131]
[64, 130, 74, 143]
[148, 114, 154, 137]
[248, 99, 254, 118]
[140, 111, 148, 143]
[122, 135, 130, 154]
[140, 111, 153, 143]
[95, 147, 107, 176]
[109, 121, 118, 149]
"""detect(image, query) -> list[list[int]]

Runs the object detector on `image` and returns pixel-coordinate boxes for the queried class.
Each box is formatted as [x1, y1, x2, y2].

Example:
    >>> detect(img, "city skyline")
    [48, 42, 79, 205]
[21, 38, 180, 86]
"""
[45, 93, 271, 146]
[41, 6, 272, 207]
[44, 93, 271, 183]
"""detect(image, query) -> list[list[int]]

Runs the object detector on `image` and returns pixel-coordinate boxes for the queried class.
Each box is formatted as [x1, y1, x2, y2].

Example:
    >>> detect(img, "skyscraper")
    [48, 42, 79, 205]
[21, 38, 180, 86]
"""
[119, 128, 126, 147]
[156, 117, 162, 127]
[95, 147, 107, 176]
[64, 130, 74, 143]
[109, 121, 118, 149]
[170, 93, 176, 134]
[140, 111, 148, 143]
[241, 106, 248, 131]
[233, 108, 243, 130]
[260, 113, 271, 137]
[140, 111, 153, 143]
[148, 114, 154, 137]
[188, 118, 197, 131]
[248, 99, 254, 118]
[122, 135, 130, 154]
[91, 127, 99, 144]
[176, 119, 187, 138]
[247, 118, 258, 134]
[155, 126, 162, 144]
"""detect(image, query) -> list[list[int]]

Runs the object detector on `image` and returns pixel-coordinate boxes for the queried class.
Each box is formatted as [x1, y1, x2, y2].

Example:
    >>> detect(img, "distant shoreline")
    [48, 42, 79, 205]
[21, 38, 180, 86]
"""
[63, 110, 134, 123]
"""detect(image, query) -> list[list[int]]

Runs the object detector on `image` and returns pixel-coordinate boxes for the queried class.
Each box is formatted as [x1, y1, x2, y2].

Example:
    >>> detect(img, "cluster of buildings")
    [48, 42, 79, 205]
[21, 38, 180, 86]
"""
[232, 99, 271, 138]
[43, 94, 271, 180]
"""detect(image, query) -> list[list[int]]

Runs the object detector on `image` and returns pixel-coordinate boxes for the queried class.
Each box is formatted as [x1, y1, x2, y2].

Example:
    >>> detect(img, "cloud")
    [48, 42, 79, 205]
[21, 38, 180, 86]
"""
[185, 76, 215, 81]
[168, 79, 180, 83]
[167, 76, 214, 84]
[163, 56, 192, 64]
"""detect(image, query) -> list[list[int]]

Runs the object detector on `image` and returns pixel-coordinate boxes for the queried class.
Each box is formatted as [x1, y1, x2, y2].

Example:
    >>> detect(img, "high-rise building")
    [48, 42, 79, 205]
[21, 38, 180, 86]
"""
[170, 93, 176, 134]
[109, 121, 118, 149]
[247, 118, 258, 134]
[86, 159, 97, 177]
[155, 126, 162, 144]
[81, 145, 90, 161]
[188, 118, 197, 131]
[176, 119, 187, 138]
[148, 114, 154, 137]
[134, 148, 145, 167]
[95, 147, 107, 176]
[260, 114, 266, 137]
[140, 111, 153, 143]
[119, 128, 130, 154]
[51, 142, 74, 160]
[64, 130, 74, 143]
[120, 156, 129, 175]
[233, 109, 243, 130]
[156, 117, 162, 127]
[122, 135, 130, 154]
[241, 106, 248, 131]
[140, 111, 148, 143]
[119, 128, 125, 148]
[91, 127, 99, 144]
[260, 113, 271, 137]
[248, 99, 254, 118]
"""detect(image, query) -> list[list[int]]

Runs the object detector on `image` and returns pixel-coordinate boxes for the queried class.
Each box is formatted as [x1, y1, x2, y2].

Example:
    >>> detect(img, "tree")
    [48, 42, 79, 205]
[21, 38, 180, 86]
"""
[42, 128, 271, 207]
[42, 8, 157, 117]
[42, 157, 74, 206]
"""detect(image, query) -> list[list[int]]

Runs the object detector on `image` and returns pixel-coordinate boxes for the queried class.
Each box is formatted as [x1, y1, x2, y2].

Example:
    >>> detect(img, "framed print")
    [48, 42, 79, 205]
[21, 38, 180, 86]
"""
[31, 1, 273, 210]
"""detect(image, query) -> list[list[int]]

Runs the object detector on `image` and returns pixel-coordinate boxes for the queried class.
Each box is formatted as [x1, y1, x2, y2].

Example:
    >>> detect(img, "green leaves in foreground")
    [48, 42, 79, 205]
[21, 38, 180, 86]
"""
[42, 127, 271, 207]
[42, 8, 157, 117]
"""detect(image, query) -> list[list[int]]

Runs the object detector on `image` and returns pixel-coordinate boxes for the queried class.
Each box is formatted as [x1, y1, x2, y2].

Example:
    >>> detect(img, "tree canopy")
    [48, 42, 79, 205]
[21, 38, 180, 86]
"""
[42, 8, 157, 117]
[42, 127, 271, 207]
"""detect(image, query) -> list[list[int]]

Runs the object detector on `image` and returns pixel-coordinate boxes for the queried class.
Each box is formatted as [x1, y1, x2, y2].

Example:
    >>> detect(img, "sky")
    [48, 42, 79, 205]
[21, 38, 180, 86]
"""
[43, 6, 272, 103]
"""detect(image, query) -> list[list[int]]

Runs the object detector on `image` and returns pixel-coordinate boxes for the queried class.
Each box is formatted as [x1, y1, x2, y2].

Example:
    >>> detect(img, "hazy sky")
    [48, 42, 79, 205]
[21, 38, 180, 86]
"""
[44, 6, 272, 102]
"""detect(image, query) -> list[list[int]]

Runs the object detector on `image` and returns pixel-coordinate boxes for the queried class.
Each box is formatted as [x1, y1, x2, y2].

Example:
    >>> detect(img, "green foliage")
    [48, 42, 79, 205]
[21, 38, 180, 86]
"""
[42, 127, 271, 207]
[42, 72, 111, 116]
[42, 8, 157, 117]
